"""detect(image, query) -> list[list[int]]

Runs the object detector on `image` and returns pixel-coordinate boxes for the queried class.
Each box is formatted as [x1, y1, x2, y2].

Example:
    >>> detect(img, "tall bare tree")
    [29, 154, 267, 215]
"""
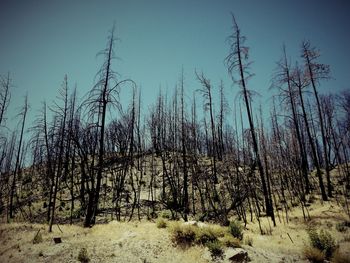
[0, 73, 11, 127]
[84, 25, 135, 226]
[9, 94, 29, 219]
[225, 14, 275, 225]
[302, 41, 332, 198]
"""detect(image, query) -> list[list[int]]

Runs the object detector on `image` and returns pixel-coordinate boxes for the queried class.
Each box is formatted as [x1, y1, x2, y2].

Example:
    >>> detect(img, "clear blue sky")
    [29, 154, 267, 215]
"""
[1, 0, 349, 130]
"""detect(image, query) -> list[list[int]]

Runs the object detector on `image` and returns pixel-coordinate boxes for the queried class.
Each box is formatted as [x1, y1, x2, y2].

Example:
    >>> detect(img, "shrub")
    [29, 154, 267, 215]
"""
[206, 241, 224, 259]
[209, 224, 226, 238]
[71, 208, 83, 219]
[228, 220, 243, 240]
[343, 234, 350, 242]
[159, 210, 172, 219]
[170, 223, 197, 246]
[303, 246, 325, 263]
[78, 248, 90, 263]
[308, 195, 317, 204]
[221, 234, 241, 248]
[195, 227, 218, 245]
[308, 228, 337, 259]
[156, 218, 167, 228]
[33, 231, 43, 244]
[336, 221, 350, 233]
[336, 222, 347, 233]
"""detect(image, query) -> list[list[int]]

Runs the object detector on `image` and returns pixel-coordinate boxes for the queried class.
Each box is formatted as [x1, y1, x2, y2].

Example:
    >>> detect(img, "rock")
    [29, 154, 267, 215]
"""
[225, 248, 249, 263]
[53, 237, 62, 244]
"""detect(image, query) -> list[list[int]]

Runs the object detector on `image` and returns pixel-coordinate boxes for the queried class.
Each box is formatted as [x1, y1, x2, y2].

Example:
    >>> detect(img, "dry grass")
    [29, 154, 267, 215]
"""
[0, 200, 349, 263]
[303, 246, 325, 262]
[156, 218, 167, 228]
[220, 234, 241, 248]
[0, 221, 207, 263]
[169, 222, 197, 246]
[332, 248, 350, 263]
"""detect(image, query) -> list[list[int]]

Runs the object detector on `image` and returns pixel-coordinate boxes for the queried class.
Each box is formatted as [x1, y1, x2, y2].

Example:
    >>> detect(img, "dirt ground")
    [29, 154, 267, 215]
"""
[0, 200, 349, 263]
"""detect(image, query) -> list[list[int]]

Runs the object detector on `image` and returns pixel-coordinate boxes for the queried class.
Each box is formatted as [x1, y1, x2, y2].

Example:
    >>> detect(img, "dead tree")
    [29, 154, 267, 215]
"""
[9, 94, 29, 219]
[225, 14, 275, 225]
[180, 70, 189, 220]
[196, 71, 218, 183]
[83, 25, 135, 226]
[273, 46, 309, 195]
[0, 73, 11, 127]
[292, 64, 328, 200]
[49, 75, 69, 232]
[301, 41, 332, 198]
[217, 80, 227, 160]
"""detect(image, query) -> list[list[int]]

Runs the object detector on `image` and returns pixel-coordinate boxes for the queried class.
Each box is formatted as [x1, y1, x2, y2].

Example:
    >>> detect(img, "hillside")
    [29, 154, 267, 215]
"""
[1, 199, 349, 263]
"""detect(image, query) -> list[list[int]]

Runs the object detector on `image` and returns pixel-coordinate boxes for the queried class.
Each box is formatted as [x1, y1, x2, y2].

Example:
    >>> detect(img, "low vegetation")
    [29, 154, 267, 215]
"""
[228, 220, 244, 240]
[336, 221, 350, 233]
[206, 240, 224, 259]
[303, 246, 325, 263]
[331, 249, 350, 263]
[221, 234, 241, 248]
[307, 227, 337, 259]
[169, 220, 244, 259]
[170, 223, 197, 246]
[156, 218, 168, 228]
[77, 248, 90, 263]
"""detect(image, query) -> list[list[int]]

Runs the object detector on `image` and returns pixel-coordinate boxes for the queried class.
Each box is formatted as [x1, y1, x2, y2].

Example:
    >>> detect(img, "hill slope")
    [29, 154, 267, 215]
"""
[1, 201, 349, 263]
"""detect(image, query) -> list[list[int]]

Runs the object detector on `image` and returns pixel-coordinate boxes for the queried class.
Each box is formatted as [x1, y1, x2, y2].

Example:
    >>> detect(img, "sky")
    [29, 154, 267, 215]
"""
[0, 0, 349, 131]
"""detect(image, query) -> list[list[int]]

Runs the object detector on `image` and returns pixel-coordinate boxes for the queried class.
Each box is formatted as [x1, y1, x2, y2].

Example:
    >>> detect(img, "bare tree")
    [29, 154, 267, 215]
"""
[225, 14, 275, 225]
[83, 25, 135, 226]
[196, 71, 218, 183]
[9, 94, 29, 219]
[291, 65, 328, 200]
[0, 73, 11, 127]
[180, 70, 189, 220]
[273, 46, 309, 195]
[301, 41, 332, 198]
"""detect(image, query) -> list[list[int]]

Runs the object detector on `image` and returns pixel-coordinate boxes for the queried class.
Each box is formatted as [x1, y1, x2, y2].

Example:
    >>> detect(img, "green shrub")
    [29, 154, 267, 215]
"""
[343, 234, 350, 242]
[159, 210, 172, 219]
[308, 195, 316, 203]
[336, 222, 347, 233]
[206, 241, 224, 259]
[71, 208, 83, 219]
[170, 223, 197, 246]
[308, 228, 337, 259]
[195, 227, 218, 245]
[78, 248, 90, 263]
[156, 218, 167, 228]
[221, 234, 241, 248]
[336, 221, 350, 232]
[228, 220, 243, 240]
[303, 246, 325, 263]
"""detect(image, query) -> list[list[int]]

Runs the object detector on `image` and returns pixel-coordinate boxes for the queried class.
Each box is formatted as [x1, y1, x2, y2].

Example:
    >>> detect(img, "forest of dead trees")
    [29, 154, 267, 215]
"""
[0, 16, 349, 233]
